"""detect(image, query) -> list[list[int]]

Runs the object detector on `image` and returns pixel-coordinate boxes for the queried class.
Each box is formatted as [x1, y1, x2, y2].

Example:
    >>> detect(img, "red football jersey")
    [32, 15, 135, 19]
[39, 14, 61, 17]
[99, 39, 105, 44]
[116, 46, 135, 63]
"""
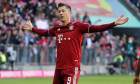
[53, 21, 90, 69]
[32, 21, 115, 69]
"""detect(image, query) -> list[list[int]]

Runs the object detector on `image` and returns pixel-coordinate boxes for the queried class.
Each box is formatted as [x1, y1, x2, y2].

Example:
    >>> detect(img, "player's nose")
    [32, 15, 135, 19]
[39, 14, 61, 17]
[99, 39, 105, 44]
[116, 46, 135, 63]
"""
[59, 11, 63, 15]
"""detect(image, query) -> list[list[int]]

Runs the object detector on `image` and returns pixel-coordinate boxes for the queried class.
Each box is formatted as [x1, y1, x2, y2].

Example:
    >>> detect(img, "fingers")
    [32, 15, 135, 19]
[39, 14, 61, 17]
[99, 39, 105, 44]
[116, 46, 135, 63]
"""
[23, 27, 29, 30]
[119, 15, 124, 19]
[125, 17, 129, 22]
[22, 23, 29, 30]
[24, 22, 29, 26]
[23, 22, 30, 28]
[121, 17, 129, 24]
[28, 20, 33, 28]
[125, 17, 129, 23]
[22, 21, 33, 31]
[29, 20, 32, 25]
[23, 27, 30, 30]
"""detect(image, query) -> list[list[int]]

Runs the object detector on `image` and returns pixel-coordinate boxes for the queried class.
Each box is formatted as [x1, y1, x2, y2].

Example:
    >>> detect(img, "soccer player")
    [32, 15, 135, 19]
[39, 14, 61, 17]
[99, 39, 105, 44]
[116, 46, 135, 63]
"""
[23, 3, 129, 84]
[134, 59, 140, 84]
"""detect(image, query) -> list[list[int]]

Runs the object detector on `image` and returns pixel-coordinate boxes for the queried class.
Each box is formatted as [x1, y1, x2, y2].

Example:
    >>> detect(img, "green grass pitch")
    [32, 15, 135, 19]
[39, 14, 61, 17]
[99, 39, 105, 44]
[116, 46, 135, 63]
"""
[0, 75, 134, 84]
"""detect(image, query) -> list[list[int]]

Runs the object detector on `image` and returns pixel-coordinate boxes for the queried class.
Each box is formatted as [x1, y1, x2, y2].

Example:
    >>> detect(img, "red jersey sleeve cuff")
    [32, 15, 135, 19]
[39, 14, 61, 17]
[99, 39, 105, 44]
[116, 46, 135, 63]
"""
[113, 22, 116, 26]
[32, 27, 36, 32]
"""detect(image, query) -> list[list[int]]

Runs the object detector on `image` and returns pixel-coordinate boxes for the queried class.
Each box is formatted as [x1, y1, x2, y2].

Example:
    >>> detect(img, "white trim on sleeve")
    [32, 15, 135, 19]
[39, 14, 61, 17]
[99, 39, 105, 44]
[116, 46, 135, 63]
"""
[88, 25, 91, 33]
[48, 30, 52, 36]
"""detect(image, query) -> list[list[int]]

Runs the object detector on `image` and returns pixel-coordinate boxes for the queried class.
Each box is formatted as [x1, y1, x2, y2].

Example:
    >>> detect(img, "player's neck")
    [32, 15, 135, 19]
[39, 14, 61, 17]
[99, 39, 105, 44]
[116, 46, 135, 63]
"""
[61, 20, 70, 26]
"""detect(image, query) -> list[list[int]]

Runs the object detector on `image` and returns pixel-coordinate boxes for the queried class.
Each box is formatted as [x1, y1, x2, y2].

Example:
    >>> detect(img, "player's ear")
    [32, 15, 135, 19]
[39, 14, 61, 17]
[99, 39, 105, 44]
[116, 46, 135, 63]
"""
[69, 11, 72, 16]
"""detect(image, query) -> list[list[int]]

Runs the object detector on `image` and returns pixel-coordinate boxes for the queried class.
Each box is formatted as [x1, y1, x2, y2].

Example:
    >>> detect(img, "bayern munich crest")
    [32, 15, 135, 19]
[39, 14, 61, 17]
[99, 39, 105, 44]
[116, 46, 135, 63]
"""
[69, 25, 73, 30]
[57, 28, 60, 31]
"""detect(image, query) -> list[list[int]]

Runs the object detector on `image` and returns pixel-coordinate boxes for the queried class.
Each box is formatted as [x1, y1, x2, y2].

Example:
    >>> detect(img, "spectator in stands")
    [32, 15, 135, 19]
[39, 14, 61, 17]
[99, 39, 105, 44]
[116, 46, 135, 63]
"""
[19, 6, 26, 19]
[119, 40, 127, 60]
[115, 35, 121, 50]
[21, 30, 30, 64]
[83, 12, 88, 22]
[7, 44, 17, 70]
[105, 43, 113, 63]
[83, 12, 91, 24]
[93, 32, 102, 43]
[0, 48, 6, 70]
[1, 31, 8, 45]
[9, 29, 20, 45]
[107, 52, 124, 75]
[137, 0, 140, 9]
[35, 13, 49, 29]
[0, 18, 3, 27]
[127, 37, 137, 75]
[130, 0, 138, 6]
[48, 38, 56, 64]
[0, 29, 2, 44]
[49, 10, 57, 22]
[2, 0, 10, 11]
[45, 0, 50, 5]
[136, 47, 140, 59]
[40, 36, 47, 65]
[75, 13, 81, 22]
[18, 30, 24, 45]
[50, 0, 57, 10]
[84, 34, 94, 65]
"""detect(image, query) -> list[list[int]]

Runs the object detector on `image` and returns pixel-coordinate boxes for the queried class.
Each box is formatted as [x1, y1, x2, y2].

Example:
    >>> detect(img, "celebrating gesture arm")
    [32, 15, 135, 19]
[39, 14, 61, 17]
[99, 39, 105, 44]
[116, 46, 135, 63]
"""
[23, 20, 55, 36]
[78, 15, 129, 34]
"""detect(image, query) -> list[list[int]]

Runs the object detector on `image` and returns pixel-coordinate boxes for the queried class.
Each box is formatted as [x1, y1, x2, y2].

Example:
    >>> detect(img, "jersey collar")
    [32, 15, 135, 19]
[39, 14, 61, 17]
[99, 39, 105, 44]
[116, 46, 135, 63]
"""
[59, 21, 73, 27]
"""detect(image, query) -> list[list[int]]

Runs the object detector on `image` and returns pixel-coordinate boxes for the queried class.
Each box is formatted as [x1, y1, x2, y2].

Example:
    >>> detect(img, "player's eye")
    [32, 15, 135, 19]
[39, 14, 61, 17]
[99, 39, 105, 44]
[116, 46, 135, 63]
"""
[58, 11, 61, 13]
[62, 10, 65, 12]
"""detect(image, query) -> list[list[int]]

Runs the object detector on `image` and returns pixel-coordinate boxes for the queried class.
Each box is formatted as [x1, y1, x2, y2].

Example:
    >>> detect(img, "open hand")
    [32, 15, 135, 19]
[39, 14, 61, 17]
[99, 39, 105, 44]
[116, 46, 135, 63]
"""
[115, 15, 129, 25]
[23, 20, 33, 31]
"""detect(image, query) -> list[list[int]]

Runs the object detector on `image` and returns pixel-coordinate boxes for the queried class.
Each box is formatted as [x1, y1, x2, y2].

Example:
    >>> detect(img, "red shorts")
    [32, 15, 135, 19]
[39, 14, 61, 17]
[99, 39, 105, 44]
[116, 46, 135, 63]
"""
[53, 67, 80, 84]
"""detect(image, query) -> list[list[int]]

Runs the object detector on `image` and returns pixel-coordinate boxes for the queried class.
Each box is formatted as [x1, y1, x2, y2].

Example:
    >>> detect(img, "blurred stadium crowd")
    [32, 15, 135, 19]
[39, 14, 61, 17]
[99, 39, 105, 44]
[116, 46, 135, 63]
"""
[0, 0, 139, 75]
[130, 0, 140, 9]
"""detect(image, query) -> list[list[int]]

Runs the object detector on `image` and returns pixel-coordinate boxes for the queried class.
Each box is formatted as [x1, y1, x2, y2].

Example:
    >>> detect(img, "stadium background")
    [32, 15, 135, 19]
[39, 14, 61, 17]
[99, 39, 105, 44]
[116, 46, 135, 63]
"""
[0, 0, 140, 84]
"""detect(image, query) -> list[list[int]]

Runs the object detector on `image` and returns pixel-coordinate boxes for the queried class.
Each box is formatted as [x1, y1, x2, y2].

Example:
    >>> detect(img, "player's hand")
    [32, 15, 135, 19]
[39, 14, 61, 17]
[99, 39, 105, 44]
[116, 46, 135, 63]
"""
[133, 76, 140, 84]
[115, 15, 129, 25]
[23, 20, 33, 31]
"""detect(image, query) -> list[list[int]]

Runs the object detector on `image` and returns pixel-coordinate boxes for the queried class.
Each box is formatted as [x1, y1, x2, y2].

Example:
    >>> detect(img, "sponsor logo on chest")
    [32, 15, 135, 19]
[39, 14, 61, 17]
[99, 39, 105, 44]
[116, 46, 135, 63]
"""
[57, 34, 71, 43]
[57, 25, 75, 43]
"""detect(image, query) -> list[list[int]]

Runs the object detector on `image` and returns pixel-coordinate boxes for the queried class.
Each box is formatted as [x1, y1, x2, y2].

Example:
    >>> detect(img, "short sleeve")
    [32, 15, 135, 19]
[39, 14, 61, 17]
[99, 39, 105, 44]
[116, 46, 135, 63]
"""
[78, 22, 91, 34]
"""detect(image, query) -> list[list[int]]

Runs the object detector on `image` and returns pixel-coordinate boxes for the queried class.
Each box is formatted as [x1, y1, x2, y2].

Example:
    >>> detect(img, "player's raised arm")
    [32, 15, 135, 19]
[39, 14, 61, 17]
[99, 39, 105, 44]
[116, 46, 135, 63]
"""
[23, 20, 55, 36]
[133, 59, 140, 84]
[89, 15, 129, 32]
[78, 15, 129, 34]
